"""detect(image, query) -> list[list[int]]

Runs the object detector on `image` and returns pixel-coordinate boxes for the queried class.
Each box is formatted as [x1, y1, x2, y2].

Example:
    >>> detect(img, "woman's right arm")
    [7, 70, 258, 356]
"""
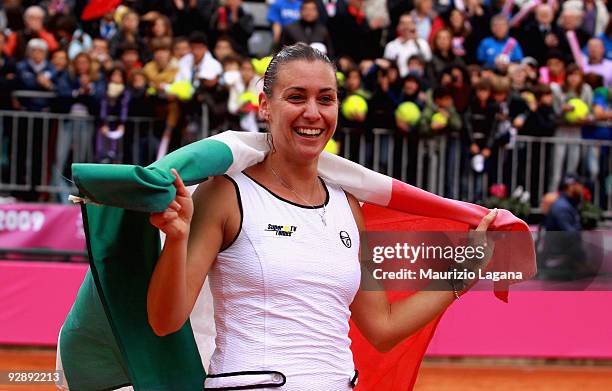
[147, 171, 237, 336]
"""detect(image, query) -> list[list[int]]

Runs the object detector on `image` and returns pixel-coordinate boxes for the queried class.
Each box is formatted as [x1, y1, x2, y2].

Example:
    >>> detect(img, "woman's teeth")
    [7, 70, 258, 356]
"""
[294, 127, 323, 136]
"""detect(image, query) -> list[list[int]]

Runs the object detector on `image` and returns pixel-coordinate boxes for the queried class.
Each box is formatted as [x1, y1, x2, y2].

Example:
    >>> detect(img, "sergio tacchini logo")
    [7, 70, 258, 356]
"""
[339, 231, 351, 248]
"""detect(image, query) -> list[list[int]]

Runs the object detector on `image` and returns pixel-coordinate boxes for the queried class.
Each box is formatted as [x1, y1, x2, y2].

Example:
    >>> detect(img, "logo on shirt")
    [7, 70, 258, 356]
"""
[339, 231, 351, 248]
[265, 224, 297, 237]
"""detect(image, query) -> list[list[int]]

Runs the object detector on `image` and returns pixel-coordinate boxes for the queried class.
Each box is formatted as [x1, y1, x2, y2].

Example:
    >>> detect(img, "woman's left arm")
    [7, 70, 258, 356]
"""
[346, 193, 497, 352]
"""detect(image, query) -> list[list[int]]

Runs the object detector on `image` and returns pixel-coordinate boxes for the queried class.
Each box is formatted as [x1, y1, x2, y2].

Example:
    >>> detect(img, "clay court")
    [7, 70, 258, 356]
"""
[2, 347, 612, 391]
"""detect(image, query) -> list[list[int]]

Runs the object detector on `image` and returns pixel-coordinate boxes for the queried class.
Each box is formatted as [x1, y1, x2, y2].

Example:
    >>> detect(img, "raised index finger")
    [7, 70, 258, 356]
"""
[171, 168, 189, 196]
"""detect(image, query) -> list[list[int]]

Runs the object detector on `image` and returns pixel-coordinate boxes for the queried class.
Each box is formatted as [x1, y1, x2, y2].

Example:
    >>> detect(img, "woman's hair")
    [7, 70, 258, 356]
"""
[432, 28, 452, 56]
[263, 43, 336, 98]
[562, 63, 584, 93]
[71, 52, 99, 81]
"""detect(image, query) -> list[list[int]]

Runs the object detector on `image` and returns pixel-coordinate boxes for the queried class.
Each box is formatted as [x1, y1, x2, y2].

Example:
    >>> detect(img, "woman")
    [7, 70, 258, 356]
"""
[550, 64, 593, 192]
[426, 28, 466, 85]
[147, 44, 496, 390]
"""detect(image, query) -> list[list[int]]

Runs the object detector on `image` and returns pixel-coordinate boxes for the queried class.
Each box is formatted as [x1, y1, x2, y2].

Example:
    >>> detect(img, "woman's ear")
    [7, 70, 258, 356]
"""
[258, 92, 270, 121]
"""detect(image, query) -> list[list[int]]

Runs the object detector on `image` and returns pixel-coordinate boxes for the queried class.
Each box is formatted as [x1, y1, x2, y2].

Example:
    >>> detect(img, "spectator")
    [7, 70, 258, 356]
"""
[16, 39, 56, 111]
[268, 0, 303, 43]
[89, 37, 113, 75]
[280, 0, 334, 58]
[209, 0, 254, 56]
[96, 67, 130, 164]
[426, 28, 466, 85]
[550, 64, 593, 192]
[117, 42, 143, 81]
[91, 9, 119, 41]
[109, 10, 146, 61]
[557, 1, 591, 58]
[0, 0, 25, 33]
[384, 13, 432, 77]
[330, 0, 383, 62]
[213, 36, 239, 63]
[439, 65, 471, 114]
[542, 173, 587, 278]
[50, 49, 68, 79]
[172, 36, 191, 61]
[172, 0, 216, 37]
[224, 57, 262, 132]
[539, 50, 566, 86]
[53, 15, 93, 60]
[0, 32, 17, 110]
[410, 0, 435, 41]
[418, 85, 462, 194]
[580, 0, 609, 37]
[465, 78, 496, 198]
[144, 14, 173, 54]
[4, 6, 59, 61]
[174, 32, 222, 90]
[583, 85, 612, 187]
[53, 52, 104, 202]
[517, 3, 565, 65]
[582, 38, 612, 87]
[590, 19, 611, 60]
[476, 14, 524, 69]
[430, 8, 472, 58]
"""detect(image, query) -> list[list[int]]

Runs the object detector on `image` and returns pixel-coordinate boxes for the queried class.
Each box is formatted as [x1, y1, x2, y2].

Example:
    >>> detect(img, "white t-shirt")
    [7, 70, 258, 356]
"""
[384, 37, 432, 77]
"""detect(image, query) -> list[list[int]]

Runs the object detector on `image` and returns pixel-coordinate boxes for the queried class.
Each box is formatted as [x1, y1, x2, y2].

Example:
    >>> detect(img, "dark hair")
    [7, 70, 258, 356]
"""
[533, 83, 552, 100]
[433, 86, 452, 100]
[263, 43, 335, 98]
[150, 37, 172, 52]
[188, 31, 208, 46]
[474, 78, 492, 91]
[301, 0, 318, 8]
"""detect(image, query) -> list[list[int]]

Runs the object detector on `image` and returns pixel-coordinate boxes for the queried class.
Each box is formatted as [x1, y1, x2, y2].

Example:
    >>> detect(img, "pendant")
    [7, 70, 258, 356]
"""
[321, 210, 327, 226]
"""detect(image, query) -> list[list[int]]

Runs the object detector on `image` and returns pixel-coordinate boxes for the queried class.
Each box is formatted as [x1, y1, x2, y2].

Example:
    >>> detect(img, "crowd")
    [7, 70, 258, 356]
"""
[0, 0, 610, 206]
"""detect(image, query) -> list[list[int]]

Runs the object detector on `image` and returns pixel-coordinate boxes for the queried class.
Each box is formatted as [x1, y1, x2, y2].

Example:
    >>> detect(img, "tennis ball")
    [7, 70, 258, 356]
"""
[168, 81, 194, 101]
[239, 91, 259, 112]
[252, 56, 273, 76]
[324, 139, 339, 154]
[395, 102, 421, 126]
[341, 95, 368, 121]
[336, 71, 345, 87]
[565, 98, 589, 123]
[431, 112, 448, 127]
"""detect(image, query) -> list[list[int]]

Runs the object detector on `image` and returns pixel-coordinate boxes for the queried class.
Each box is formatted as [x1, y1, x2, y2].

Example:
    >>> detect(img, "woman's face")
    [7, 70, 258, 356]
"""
[259, 60, 338, 162]
[152, 19, 167, 37]
[74, 55, 90, 75]
[435, 30, 452, 52]
[110, 70, 124, 84]
[567, 71, 582, 88]
[449, 10, 463, 30]
[51, 51, 68, 71]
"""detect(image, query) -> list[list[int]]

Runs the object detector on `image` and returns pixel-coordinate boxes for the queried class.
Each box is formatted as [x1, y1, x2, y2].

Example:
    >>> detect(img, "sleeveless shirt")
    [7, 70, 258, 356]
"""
[205, 171, 361, 390]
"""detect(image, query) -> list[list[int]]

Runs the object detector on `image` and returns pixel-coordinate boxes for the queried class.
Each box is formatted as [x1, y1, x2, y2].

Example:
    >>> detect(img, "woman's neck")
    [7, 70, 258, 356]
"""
[264, 151, 319, 189]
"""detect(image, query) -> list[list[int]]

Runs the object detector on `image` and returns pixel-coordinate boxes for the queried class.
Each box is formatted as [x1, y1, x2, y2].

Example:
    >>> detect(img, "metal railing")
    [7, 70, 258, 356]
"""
[1, 107, 610, 216]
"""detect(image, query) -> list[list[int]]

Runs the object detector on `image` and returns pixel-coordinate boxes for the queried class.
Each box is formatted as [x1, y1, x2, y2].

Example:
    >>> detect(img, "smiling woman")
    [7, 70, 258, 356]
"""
[146, 43, 498, 390]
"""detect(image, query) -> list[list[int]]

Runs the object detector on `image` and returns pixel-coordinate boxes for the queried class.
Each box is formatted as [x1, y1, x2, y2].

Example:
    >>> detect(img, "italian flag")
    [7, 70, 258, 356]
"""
[56, 131, 536, 390]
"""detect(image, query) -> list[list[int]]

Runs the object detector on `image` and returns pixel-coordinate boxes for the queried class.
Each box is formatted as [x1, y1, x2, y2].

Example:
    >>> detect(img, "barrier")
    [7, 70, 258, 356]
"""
[0, 108, 610, 216]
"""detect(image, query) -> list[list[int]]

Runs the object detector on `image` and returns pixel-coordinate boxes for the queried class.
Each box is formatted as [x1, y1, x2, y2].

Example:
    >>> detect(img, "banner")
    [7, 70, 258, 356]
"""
[0, 203, 85, 253]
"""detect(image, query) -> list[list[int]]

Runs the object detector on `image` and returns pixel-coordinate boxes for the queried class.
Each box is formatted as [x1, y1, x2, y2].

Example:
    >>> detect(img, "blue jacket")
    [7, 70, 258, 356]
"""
[544, 193, 582, 232]
[477, 36, 524, 67]
[16, 60, 56, 111]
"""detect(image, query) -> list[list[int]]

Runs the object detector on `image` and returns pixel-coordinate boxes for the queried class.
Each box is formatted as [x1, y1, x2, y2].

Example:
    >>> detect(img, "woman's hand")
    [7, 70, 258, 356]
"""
[149, 169, 194, 241]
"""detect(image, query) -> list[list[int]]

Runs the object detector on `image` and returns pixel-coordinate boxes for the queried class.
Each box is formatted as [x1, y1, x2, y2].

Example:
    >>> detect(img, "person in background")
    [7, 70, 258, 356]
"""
[209, 0, 254, 56]
[109, 10, 146, 61]
[16, 38, 56, 111]
[280, 0, 334, 58]
[50, 49, 68, 79]
[583, 85, 611, 204]
[53, 52, 104, 202]
[410, 0, 435, 41]
[89, 37, 113, 74]
[172, 36, 191, 61]
[465, 78, 497, 200]
[0, 30, 18, 188]
[268, 0, 303, 44]
[96, 67, 130, 164]
[476, 14, 523, 69]
[329, 0, 384, 62]
[539, 50, 566, 86]
[426, 28, 465, 86]
[418, 85, 461, 194]
[117, 42, 143, 81]
[53, 15, 93, 60]
[542, 173, 588, 279]
[579, 0, 609, 37]
[224, 56, 262, 133]
[384, 13, 432, 78]
[550, 64, 593, 192]
[582, 38, 612, 87]
[4, 5, 59, 61]
[213, 36, 239, 63]
[517, 3, 564, 66]
[557, 1, 591, 58]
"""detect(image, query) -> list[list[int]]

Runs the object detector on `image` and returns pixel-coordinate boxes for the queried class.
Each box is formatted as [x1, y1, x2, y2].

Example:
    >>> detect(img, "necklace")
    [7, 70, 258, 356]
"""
[270, 165, 327, 226]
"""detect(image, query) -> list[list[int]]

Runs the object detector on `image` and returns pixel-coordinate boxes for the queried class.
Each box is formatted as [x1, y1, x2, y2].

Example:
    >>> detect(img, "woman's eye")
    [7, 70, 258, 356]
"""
[287, 95, 304, 101]
[319, 96, 335, 103]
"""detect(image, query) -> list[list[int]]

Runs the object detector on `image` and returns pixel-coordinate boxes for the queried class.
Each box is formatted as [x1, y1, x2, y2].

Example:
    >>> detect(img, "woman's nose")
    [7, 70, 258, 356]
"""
[303, 99, 322, 120]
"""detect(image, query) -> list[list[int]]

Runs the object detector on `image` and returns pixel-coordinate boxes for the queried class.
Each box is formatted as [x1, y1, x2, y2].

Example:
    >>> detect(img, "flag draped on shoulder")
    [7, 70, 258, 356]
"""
[57, 131, 536, 390]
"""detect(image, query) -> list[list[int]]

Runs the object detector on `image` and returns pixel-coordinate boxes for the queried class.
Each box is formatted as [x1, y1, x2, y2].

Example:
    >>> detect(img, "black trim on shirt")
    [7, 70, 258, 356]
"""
[220, 174, 243, 252]
[241, 171, 330, 209]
